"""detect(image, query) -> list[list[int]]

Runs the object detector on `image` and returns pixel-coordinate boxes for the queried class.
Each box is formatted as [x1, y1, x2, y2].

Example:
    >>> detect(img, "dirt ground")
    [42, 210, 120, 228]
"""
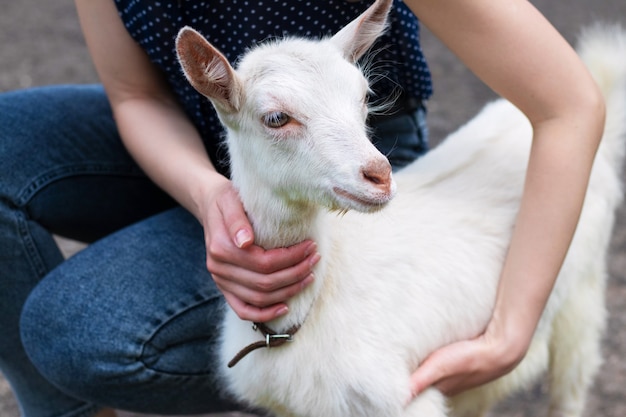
[1, 0, 625, 416]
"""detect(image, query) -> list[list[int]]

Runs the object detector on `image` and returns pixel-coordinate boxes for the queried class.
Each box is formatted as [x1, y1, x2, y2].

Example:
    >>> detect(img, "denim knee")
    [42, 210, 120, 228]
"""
[20, 268, 230, 413]
[20, 208, 238, 414]
[19, 269, 121, 403]
[370, 106, 429, 170]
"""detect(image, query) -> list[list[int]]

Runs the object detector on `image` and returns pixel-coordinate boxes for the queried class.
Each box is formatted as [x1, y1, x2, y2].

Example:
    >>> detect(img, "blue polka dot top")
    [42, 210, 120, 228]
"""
[114, 0, 433, 175]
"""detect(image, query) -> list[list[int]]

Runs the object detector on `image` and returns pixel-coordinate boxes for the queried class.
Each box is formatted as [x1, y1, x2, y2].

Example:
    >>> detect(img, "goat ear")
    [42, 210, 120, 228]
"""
[176, 27, 242, 113]
[330, 0, 392, 62]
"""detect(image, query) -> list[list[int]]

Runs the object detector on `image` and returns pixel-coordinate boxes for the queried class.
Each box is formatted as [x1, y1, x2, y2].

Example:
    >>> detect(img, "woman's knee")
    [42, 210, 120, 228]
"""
[20, 258, 228, 412]
[19, 209, 223, 402]
[19, 266, 121, 399]
[370, 106, 429, 169]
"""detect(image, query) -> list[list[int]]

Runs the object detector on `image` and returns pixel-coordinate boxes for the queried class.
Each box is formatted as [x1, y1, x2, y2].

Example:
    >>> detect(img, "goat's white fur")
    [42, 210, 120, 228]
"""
[176, 1, 626, 415]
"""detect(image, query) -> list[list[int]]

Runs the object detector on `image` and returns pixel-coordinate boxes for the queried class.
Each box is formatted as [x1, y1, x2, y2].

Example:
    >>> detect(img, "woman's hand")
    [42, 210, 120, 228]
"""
[200, 179, 320, 323]
[408, 316, 529, 398]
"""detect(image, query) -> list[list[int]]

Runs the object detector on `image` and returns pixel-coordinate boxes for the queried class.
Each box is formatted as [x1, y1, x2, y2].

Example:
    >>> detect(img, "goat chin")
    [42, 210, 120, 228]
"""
[176, 3, 626, 415]
[331, 186, 395, 213]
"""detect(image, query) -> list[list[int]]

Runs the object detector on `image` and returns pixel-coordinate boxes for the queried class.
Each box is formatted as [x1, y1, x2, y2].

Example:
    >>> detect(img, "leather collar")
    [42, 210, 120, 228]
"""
[228, 322, 300, 368]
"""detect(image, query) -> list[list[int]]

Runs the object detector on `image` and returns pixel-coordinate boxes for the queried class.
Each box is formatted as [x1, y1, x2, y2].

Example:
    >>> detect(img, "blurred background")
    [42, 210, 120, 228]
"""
[1, 0, 625, 416]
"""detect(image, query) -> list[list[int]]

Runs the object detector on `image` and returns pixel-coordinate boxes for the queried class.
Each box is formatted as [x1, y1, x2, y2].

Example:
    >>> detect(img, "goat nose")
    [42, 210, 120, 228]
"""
[361, 159, 392, 192]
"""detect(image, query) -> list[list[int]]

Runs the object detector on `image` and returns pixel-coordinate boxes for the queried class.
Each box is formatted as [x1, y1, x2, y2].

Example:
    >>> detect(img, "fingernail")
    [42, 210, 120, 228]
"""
[235, 229, 252, 248]
[304, 241, 317, 256]
[404, 390, 418, 407]
[276, 306, 289, 317]
[302, 273, 315, 288]
[309, 253, 321, 267]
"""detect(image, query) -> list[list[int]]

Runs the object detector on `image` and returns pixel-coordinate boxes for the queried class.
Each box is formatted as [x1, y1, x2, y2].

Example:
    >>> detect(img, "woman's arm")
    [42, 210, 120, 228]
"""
[404, 0, 605, 396]
[74, 0, 318, 322]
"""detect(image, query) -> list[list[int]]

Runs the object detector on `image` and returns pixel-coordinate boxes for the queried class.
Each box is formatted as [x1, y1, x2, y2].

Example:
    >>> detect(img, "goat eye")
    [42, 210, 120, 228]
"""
[263, 111, 291, 128]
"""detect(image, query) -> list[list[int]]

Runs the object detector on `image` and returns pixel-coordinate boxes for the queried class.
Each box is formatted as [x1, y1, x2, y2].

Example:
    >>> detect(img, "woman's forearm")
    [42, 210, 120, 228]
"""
[408, 89, 605, 397]
[112, 96, 229, 221]
[406, 0, 606, 352]
[75, 0, 229, 221]
[492, 105, 605, 356]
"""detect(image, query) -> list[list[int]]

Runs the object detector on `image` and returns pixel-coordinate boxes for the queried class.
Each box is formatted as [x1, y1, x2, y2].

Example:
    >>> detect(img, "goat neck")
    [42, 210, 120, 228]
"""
[227, 132, 322, 250]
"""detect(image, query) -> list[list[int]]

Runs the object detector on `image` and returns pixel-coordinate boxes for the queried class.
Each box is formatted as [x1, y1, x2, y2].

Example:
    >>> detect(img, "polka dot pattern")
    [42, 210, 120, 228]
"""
[114, 0, 432, 175]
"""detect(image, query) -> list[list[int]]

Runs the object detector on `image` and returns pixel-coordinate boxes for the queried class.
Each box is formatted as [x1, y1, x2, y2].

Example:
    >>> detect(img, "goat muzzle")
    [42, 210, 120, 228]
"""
[361, 159, 393, 194]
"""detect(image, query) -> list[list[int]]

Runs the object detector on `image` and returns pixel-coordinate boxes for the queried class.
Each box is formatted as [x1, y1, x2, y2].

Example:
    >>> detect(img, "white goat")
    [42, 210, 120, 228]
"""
[175, 0, 626, 415]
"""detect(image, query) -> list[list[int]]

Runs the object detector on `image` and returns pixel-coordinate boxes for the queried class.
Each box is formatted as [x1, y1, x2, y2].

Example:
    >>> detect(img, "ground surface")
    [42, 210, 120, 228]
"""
[1, 1, 626, 416]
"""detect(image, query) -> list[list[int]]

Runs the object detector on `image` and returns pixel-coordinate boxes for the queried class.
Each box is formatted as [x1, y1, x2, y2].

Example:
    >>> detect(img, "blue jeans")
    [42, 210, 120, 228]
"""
[0, 85, 428, 417]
